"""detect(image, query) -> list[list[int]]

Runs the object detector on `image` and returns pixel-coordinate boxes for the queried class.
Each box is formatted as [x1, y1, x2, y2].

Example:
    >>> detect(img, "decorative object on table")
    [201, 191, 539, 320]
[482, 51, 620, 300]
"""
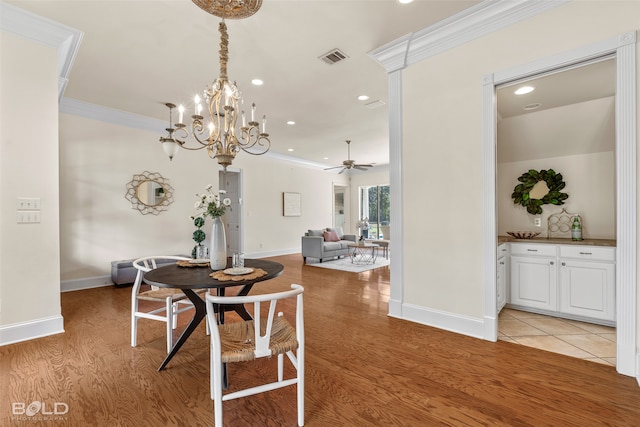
[358, 235, 365, 246]
[223, 267, 253, 276]
[323, 140, 374, 173]
[177, 259, 209, 267]
[125, 171, 174, 215]
[571, 215, 583, 241]
[210, 267, 268, 282]
[232, 252, 244, 273]
[193, 184, 232, 271]
[190, 215, 208, 259]
[511, 169, 568, 215]
[506, 231, 541, 239]
[157, 1, 270, 170]
[356, 217, 369, 239]
[547, 208, 584, 239]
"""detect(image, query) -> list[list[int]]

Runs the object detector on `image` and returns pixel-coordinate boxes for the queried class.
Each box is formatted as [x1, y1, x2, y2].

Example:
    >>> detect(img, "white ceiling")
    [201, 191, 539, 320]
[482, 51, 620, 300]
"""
[497, 57, 616, 163]
[6, 0, 616, 170]
[6, 0, 479, 170]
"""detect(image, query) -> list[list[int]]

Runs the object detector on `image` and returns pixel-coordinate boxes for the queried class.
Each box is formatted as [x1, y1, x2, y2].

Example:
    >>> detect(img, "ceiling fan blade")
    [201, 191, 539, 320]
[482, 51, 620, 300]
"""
[324, 165, 344, 170]
[338, 168, 346, 174]
[354, 164, 374, 168]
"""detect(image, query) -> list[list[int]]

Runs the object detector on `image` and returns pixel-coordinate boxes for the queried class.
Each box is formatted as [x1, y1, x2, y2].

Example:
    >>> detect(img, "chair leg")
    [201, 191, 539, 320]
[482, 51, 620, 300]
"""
[166, 297, 173, 354]
[212, 355, 224, 426]
[131, 299, 138, 348]
[297, 348, 305, 426]
[172, 302, 179, 329]
[277, 353, 284, 382]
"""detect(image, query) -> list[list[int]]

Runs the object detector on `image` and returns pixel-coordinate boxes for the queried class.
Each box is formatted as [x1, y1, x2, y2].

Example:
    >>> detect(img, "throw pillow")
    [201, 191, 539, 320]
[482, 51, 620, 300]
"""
[326, 227, 344, 238]
[323, 230, 340, 242]
[308, 229, 324, 237]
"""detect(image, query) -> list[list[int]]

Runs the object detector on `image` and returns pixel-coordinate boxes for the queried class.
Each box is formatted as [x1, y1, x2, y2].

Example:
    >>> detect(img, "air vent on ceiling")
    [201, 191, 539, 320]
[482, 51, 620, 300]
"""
[318, 48, 349, 65]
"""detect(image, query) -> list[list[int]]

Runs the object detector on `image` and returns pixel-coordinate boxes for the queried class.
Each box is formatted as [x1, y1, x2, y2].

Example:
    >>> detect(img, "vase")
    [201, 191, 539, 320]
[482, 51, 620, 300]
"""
[209, 216, 227, 270]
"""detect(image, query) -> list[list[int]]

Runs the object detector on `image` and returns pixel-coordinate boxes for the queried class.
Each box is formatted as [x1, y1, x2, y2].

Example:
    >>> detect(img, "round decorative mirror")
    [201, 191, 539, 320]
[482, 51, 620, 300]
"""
[511, 168, 569, 215]
[125, 171, 174, 215]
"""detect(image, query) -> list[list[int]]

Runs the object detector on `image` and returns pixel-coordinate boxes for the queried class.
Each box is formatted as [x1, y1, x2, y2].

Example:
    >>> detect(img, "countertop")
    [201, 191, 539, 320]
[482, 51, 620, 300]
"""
[498, 235, 616, 247]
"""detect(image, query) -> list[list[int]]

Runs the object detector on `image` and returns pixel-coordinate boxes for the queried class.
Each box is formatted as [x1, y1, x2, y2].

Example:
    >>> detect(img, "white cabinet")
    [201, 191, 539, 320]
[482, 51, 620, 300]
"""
[510, 244, 557, 311]
[559, 246, 615, 321]
[505, 242, 616, 324]
[497, 244, 508, 312]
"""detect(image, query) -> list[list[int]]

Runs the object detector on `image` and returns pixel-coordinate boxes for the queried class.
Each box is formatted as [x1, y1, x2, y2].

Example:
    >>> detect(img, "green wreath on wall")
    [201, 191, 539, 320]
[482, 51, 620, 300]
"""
[511, 169, 569, 215]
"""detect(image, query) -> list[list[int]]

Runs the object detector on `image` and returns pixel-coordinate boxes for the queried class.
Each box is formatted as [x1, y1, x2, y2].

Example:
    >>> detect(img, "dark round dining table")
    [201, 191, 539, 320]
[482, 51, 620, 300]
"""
[143, 258, 284, 371]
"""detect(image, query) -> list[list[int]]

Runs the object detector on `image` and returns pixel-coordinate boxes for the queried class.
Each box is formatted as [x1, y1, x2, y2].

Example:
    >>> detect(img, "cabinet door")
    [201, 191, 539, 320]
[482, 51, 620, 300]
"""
[497, 256, 506, 312]
[559, 260, 615, 321]
[510, 256, 557, 310]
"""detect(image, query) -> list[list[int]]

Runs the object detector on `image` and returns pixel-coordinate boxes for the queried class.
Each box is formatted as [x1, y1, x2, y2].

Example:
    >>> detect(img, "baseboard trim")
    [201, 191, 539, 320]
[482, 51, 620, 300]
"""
[402, 303, 485, 339]
[61, 275, 113, 292]
[0, 315, 64, 346]
[245, 248, 300, 259]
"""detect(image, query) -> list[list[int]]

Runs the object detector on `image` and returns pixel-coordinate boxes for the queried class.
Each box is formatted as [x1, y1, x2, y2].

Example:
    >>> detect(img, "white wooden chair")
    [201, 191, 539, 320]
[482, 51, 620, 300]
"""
[205, 284, 305, 427]
[131, 256, 206, 353]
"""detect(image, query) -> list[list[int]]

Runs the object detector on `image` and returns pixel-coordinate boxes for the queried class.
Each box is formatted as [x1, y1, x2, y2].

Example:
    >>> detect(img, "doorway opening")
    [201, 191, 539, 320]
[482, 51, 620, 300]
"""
[495, 57, 616, 365]
[219, 169, 243, 255]
[483, 32, 637, 376]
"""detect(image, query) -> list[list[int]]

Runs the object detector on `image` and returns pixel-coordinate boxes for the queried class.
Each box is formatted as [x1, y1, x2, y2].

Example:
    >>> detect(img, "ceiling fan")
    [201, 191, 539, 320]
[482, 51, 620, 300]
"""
[324, 140, 374, 174]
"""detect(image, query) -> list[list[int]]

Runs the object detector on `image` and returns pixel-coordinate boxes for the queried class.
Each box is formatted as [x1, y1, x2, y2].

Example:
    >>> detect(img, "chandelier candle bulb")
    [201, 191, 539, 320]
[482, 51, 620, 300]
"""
[251, 103, 256, 122]
[178, 104, 184, 124]
[241, 111, 246, 127]
[262, 116, 267, 133]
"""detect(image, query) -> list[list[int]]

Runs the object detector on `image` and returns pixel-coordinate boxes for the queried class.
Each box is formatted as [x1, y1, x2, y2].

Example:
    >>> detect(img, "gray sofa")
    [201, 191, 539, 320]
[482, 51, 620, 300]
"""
[302, 227, 357, 263]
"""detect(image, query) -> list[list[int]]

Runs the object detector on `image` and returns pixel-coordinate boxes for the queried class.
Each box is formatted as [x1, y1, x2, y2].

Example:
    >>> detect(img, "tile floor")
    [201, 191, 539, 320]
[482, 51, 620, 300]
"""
[498, 308, 616, 366]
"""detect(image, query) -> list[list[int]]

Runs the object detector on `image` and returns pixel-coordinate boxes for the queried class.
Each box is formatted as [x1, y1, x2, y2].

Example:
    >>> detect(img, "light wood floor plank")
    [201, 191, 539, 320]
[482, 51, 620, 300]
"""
[1, 254, 638, 426]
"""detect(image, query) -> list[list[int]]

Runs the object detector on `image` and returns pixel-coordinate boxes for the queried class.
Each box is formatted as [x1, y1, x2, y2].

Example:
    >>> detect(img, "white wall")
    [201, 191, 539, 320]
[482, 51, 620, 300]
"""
[0, 32, 63, 339]
[400, 1, 640, 319]
[498, 152, 615, 239]
[59, 113, 350, 282]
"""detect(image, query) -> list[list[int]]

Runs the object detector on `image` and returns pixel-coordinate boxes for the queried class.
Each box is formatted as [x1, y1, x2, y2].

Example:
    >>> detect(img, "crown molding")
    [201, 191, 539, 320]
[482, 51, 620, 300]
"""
[369, 0, 569, 72]
[1, 2, 83, 100]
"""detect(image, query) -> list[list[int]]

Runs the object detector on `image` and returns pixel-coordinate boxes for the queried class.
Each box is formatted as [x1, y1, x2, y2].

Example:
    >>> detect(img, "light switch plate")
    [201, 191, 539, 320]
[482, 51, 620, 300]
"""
[534, 218, 542, 227]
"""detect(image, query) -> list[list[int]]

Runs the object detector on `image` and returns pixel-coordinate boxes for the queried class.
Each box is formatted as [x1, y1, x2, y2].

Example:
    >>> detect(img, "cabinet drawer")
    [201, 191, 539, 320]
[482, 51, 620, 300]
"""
[510, 243, 556, 257]
[559, 245, 615, 262]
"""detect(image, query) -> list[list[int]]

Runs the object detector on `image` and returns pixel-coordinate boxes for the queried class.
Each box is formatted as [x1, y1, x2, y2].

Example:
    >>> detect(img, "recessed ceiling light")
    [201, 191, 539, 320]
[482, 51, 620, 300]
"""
[288, 148, 294, 152]
[286, 120, 296, 125]
[323, 157, 329, 160]
[523, 103, 541, 111]
[514, 86, 534, 95]
[251, 79, 264, 86]
[358, 95, 370, 101]
[398, 0, 414, 3]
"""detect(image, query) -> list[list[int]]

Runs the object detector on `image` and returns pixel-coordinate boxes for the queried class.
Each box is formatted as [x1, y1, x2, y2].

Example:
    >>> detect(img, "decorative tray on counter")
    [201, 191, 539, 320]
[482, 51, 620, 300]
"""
[506, 231, 541, 239]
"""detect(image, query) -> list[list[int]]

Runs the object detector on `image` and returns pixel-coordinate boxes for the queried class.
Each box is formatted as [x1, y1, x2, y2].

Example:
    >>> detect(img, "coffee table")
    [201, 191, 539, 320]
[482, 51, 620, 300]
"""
[347, 243, 379, 265]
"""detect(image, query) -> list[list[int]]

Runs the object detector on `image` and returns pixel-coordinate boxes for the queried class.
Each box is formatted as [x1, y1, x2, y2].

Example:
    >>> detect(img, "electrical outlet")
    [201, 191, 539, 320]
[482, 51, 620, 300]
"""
[534, 218, 542, 227]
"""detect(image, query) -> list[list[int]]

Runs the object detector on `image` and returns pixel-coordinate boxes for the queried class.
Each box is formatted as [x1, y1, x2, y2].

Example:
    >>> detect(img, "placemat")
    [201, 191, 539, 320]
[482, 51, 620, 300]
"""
[177, 260, 210, 268]
[210, 268, 268, 281]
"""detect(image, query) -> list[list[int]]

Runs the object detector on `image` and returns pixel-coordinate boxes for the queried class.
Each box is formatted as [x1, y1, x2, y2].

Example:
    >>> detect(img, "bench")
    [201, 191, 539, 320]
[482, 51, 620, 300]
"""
[111, 255, 187, 287]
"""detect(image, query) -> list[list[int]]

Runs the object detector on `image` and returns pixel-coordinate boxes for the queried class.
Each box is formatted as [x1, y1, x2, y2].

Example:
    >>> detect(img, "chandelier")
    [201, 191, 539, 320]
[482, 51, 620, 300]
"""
[159, 0, 270, 170]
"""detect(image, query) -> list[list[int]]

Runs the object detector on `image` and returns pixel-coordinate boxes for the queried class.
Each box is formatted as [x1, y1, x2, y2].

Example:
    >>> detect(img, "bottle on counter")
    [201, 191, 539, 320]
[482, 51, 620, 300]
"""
[571, 216, 582, 241]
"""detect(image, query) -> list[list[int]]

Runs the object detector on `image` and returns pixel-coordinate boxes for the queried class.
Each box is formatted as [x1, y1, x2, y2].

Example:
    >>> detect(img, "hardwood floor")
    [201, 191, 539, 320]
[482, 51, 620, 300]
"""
[1, 253, 639, 426]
